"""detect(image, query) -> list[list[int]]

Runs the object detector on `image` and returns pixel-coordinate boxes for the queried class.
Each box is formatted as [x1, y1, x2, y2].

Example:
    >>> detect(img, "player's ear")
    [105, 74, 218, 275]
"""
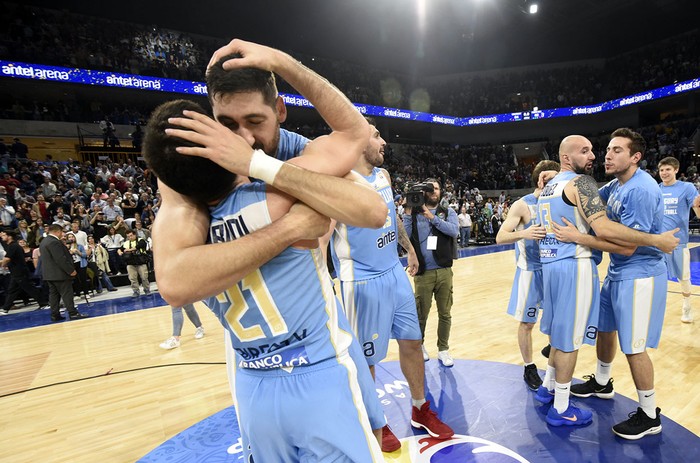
[275, 96, 287, 123]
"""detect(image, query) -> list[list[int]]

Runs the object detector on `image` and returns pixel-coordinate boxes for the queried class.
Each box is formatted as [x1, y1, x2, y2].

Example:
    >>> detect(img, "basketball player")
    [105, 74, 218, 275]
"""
[495, 160, 560, 391]
[555, 129, 679, 439]
[535, 134, 678, 428]
[147, 40, 388, 461]
[324, 121, 454, 452]
[658, 156, 700, 323]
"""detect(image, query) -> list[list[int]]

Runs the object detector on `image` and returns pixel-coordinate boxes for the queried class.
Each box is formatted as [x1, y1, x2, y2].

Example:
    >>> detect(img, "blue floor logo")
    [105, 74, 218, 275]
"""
[139, 359, 700, 463]
[383, 435, 529, 462]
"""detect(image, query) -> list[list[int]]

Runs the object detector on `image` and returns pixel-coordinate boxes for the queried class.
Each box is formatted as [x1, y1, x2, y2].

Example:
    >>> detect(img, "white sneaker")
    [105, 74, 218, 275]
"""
[682, 306, 693, 324]
[194, 326, 205, 339]
[159, 337, 180, 350]
[422, 345, 429, 362]
[438, 350, 454, 367]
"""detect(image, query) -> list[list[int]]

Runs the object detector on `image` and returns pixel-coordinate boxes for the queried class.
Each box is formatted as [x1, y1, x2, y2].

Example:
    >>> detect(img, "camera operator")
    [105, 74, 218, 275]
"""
[403, 178, 459, 367]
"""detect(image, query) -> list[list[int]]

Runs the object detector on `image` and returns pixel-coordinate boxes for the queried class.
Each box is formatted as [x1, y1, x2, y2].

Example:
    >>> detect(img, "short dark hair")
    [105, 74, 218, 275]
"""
[143, 99, 236, 204]
[611, 127, 646, 159]
[532, 160, 561, 187]
[206, 53, 278, 107]
[658, 156, 680, 170]
[47, 224, 63, 233]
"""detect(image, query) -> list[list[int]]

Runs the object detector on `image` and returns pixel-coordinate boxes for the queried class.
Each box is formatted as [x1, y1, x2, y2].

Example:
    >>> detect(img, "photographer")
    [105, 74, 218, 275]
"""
[403, 178, 459, 367]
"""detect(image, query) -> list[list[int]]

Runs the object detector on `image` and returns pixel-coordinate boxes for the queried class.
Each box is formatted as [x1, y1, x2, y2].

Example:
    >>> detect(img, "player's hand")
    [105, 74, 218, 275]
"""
[421, 205, 435, 220]
[537, 170, 558, 189]
[286, 202, 331, 243]
[522, 224, 546, 240]
[656, 228, 680, 254]
[208, 38, 282, 72]
[552, 217, 582, 243]
[406, 250, 419, 276]
[165, 110, 255, 176]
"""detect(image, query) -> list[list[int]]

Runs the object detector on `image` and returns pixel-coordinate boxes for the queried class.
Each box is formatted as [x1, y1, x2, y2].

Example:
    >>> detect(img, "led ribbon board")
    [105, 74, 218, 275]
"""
[2, 60, 698, 126]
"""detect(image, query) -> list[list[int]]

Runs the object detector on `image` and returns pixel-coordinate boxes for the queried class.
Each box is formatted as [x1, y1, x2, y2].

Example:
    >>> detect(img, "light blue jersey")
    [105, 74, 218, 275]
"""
[332, 167, 397, 281]
[515, 194, 541, 271]
[660, 180, 698, 245]
[276, 128, 309, 161]
[331, 167, 422, 364]
[599, 169, 665, 280]
[207, 182, 352, 370]
[206, 182, 384, 462]
[537, 171, 594, 262]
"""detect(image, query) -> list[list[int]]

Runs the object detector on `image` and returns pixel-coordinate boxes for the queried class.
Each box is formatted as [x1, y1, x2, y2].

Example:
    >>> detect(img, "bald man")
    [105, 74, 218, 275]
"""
[535, 134, 678, 428]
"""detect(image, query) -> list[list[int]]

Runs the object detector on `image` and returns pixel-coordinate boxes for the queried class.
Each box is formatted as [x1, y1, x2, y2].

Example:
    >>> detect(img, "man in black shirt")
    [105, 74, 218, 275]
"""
[0, 229, 48, 314]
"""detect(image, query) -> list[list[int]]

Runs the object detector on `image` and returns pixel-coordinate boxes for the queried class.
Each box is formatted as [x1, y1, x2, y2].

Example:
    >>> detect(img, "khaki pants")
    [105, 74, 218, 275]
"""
[413, 267, 454, 351]
[127, 264, 150, 293]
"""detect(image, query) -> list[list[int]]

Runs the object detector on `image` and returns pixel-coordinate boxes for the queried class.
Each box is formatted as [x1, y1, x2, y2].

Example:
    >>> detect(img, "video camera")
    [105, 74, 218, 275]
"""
[405, 182, 435, 208]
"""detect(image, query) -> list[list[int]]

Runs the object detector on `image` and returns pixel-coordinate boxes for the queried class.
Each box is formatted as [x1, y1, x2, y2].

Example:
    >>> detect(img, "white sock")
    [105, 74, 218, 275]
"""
[554, 381, 571, 414]
[637, 389, 657, 419]
[524, 361, 534, 367]
[412, 398, 426, 408]
[683, 296, 691, 310]
[596, 360, 612, 386]
[543, 365, 555, 391]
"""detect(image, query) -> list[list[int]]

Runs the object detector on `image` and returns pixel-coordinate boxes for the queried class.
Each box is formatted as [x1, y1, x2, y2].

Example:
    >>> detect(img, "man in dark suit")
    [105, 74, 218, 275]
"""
[0, 229, 49, 315]
[39, 224, 88, 321]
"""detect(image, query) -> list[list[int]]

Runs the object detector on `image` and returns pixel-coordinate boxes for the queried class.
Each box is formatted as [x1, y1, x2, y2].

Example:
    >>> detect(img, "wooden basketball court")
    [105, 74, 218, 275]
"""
[1, 247, 698, 462]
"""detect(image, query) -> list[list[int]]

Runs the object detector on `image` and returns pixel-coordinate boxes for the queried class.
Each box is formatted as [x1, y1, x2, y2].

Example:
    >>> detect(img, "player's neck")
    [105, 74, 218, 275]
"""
[616, 166, 638, 185]
[662, 178, 677, 186]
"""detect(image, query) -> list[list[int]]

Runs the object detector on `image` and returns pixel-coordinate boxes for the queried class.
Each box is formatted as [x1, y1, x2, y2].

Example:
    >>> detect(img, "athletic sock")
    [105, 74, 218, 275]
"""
[596, 360, 612, 386]
[553, 381, 571, 414]
[638, 389, 657, 419]
[412, 398, 426, 408]
[543, 365, 555, 391]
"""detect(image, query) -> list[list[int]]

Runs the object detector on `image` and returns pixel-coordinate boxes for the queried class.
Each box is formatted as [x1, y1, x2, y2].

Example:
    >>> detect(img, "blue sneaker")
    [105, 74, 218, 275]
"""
[535, 386, 554, 404]
[546, 404, 593, 427]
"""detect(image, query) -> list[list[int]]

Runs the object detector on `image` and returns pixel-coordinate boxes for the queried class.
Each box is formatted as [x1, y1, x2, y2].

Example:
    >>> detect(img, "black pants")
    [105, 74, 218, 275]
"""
[1, 274, 47, 310]
[47, 279, 77, 318]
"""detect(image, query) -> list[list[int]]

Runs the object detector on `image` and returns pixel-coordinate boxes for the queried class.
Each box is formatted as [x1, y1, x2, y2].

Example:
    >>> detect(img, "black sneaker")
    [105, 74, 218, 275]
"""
[570, 374, 614, 399]
[541, 344, 551, 358]
[612, 407, 662, 440]
[523, 364, 543, 391]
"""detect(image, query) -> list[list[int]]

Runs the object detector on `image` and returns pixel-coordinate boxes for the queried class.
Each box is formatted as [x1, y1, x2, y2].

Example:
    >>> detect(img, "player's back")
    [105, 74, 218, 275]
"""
[206, 182, 351, 372]
[331, 167, 398, 281]
[537, 171, 593, 263]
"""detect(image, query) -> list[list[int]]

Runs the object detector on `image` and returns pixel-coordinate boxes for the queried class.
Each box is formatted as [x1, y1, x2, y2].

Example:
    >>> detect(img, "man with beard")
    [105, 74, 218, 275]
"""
[402, 178, 459, 367]
[325, 121, 454, 451]
[554, 129, 678, 439]
[535, 134, 678, 428]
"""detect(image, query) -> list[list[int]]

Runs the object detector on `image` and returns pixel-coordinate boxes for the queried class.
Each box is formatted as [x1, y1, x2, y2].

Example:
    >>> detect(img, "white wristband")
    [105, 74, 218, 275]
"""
[248, 149, 284, 184]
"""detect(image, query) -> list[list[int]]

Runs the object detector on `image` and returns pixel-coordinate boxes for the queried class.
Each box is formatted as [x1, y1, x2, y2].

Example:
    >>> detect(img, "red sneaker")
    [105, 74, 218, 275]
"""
[410, 401, 454, 439]
[381, 425, 401, 452]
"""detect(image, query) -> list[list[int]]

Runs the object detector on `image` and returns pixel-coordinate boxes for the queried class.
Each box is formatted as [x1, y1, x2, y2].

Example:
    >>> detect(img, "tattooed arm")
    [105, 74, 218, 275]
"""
[567, 175, 678, 253]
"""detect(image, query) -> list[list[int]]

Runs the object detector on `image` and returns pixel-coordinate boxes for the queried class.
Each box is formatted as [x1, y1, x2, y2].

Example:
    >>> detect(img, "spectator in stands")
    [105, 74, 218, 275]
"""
[102, 195, 123, 221]
[119, 229, 150, 297]
[10, 138, 28, 159]
[86, 235, 115, 293]
[101, 226, 124, 275]
[32, 194, 50, 222]
[0, 197, 15, 226]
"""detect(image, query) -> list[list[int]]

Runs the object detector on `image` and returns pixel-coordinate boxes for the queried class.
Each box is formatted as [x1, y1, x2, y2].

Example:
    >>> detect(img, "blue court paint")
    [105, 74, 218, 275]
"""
[0, 292, 167, 333]
[138, 360, 700, 463]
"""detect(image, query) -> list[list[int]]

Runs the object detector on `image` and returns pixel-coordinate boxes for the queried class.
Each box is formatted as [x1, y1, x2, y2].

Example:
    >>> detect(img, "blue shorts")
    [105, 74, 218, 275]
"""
[541, 258, 599, 352]
[599, 273, 668, 354]
[506, 267, 543, 323]
[236, 355, 384, 463]
[340, 262, 421, 366]
[665, 244, 690, 281]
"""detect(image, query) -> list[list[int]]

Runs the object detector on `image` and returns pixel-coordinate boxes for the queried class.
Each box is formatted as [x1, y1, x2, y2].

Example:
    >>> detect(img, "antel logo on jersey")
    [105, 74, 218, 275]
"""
[386, 435, 530, 462]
